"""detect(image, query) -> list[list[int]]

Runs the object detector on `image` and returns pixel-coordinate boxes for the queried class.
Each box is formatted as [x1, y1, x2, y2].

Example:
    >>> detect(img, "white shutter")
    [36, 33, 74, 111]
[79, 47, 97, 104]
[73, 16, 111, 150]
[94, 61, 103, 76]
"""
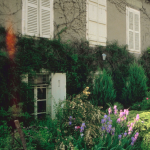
[128, 11, 134, 50]
[26, 0, 39, 36]
[51, 73, 66, 120]
[40, 0, 51, 38]
[126, 7, 140, 53]
[134, 13, 140, 50]
[87, 0, 107, 46]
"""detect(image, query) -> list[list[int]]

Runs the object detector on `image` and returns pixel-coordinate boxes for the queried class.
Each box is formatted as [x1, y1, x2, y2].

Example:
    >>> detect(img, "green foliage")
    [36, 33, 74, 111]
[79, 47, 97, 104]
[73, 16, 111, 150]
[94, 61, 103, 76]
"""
[113, 102, 124, 111]
[121, 61, 148, 108]
[138, 47, 150, 89]
[0, 26, 96, 124]
[92, 68, 116, 110]
[130, 97, 150, 111]
[97, 42, 136, 106]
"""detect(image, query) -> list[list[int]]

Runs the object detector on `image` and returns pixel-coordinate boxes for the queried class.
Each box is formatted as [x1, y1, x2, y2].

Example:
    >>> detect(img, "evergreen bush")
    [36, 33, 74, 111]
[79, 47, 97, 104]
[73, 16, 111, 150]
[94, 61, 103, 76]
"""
[138, 47, 150, 90]
[121, 61, 148, 108]
[92, 68, 116, 110]
[102, 42, 135, 106]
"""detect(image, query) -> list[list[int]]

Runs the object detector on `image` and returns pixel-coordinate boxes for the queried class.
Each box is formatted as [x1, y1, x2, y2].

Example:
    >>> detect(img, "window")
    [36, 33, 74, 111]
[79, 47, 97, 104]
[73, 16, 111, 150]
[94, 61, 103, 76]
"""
[126, 7, 140, 53]
[22, 71, 66, 120]
[86, 0, 107, 46]
[22, 0, 54, 38]
[29, 73, 50, 119]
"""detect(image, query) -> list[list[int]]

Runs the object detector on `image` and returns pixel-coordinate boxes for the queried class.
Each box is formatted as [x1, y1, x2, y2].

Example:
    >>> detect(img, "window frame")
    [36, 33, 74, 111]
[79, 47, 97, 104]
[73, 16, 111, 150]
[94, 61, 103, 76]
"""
[30, 73, 50, 120]
[126, 6, 141, 54]
[22, 0, 54, 39]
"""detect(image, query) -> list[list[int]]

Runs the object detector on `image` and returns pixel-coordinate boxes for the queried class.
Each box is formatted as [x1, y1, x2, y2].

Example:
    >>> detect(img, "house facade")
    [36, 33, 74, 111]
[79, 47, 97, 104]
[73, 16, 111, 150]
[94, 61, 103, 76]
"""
[1, 0, 150, 58]
[1, 0, 150, 119]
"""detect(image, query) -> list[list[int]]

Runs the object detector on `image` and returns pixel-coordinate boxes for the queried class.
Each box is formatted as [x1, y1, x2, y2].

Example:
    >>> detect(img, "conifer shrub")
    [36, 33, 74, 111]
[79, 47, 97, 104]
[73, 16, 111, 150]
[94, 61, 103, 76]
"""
[91, 68, 116, 110]
[121, 61, 148, 108]
[138, 47, 150, 90]
[92, 42, 136, 106]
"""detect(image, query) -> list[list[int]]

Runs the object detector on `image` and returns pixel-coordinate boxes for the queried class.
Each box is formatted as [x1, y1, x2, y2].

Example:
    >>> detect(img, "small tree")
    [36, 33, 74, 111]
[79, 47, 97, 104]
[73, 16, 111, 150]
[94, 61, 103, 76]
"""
[121, 61, 148, 108]
[92, 68, 116, 110]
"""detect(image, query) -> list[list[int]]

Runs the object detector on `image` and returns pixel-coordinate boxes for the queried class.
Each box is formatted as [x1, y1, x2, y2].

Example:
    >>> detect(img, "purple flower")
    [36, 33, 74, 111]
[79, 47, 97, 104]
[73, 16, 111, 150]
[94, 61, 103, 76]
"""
[69, 121, 72, 125]
[106, 128, 111, 133]
[118, 134, 122, 140]
[124, 132, 127, 137]
[131, 137, 136, 142]
[114, 109, 118, 115]
[82, 123, 86, 128]
[107, 120, 112, 125]
[101, 119, 105, 124]
[108, 124, 112, 129]
[108, 107, 112, 115]
[107, 117, 111, 121]
[131, 141, 134, 146]
[125, 109, 129, 116]
[104, 115, 107, 119]
[128, 131, 132, 135]
[124, 116, 126, 120]
[134, 132, 139, 139]
[117, 118, 121, 123]
[111, 127, 115, 133]
[119, 112, 125, 118]
[69, 116, 72, 120]
[80, 126, 84, 132]
[101, 126, 105, 131]
[128, 126, 133, 132]
[135, 114, 139, 121]
[114, 105, 117, 109]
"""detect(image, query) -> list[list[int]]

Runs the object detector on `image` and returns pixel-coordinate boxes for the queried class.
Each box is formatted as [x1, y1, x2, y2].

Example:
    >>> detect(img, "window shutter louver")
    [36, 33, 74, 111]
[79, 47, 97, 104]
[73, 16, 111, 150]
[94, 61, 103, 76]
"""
[128, 11, 134, 50]
[127, 7, 140, 53]
[87, 0, 107, 46]
[134, 14, 140, 50]
[40, 0, 51, 38]
[26, 0, 39, 36]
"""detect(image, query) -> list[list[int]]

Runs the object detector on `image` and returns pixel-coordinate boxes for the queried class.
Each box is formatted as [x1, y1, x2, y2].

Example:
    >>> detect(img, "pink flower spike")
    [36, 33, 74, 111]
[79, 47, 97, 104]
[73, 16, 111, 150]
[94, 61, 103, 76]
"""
[114, 105, 117, 109]
[146, 98, 148, 100]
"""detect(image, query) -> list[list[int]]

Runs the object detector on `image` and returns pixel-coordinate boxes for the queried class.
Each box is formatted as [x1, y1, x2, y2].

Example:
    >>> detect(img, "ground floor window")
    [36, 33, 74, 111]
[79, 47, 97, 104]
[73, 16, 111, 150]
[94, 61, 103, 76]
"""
[29, 74, 49, 119]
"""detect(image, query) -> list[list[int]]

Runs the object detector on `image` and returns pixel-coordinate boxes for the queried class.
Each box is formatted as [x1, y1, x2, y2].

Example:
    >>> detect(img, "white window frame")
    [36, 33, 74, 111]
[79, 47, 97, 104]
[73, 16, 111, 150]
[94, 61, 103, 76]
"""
[126, 6, 141, 54]
[86, 0, 107, 47]
[30, 73, 50, 120]
[22, 0, 54, 39]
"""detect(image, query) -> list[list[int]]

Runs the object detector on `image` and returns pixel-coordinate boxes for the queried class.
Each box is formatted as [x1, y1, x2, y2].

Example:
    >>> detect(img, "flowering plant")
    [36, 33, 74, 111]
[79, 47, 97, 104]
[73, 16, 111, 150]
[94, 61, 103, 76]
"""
[95, 105, 141, 149]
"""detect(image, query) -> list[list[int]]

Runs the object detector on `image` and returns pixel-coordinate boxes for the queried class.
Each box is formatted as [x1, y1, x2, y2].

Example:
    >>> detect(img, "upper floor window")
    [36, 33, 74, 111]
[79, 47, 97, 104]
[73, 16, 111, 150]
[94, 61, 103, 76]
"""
[86, 0, 107, 46]
[126, 7, 140, 53]
[22, 0, 54, 38]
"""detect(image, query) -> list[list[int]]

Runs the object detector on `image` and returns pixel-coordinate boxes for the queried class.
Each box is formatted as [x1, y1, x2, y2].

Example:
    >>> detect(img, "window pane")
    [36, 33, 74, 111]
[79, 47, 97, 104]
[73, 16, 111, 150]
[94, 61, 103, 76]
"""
[28, 74, 49, 85]
[37, 88, 46, 99]
[28, 88, 34, 113]
[37, 101, 46, 112]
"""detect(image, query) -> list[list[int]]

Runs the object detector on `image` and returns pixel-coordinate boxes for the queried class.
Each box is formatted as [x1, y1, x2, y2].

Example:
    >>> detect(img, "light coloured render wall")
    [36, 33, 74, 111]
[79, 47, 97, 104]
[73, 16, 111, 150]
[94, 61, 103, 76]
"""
[53, 0, 86, 42]
[0, 0, 22, 34]
[107, 0, 150, 59]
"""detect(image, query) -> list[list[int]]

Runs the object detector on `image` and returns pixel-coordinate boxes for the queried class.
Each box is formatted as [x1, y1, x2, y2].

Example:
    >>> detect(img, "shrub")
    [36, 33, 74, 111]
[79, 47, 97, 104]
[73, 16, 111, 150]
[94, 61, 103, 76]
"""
[53, 87, 105, 149]
[95, 42, 136, 106]
[138, 47, 150, 89]
[92, 68, 116, 110]
[121, 61, 148, 108]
